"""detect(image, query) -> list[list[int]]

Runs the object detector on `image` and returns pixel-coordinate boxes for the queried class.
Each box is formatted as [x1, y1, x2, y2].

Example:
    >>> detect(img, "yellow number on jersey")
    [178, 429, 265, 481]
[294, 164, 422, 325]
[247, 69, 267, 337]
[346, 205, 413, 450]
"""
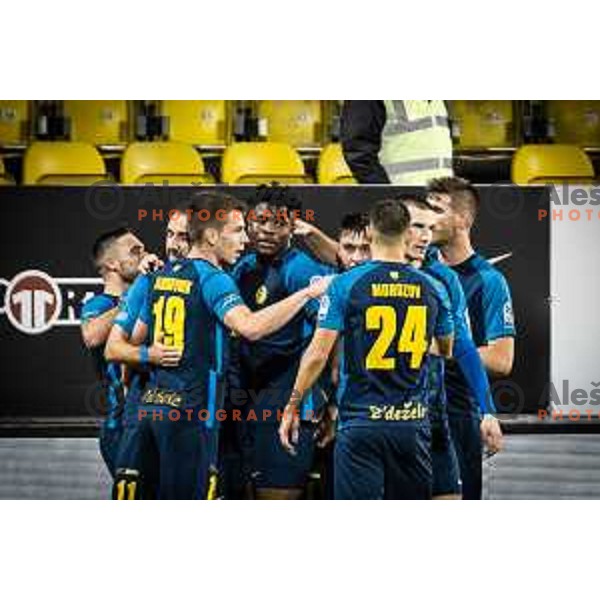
[365, 305, 428, 370]
[152, 296, 186, 352]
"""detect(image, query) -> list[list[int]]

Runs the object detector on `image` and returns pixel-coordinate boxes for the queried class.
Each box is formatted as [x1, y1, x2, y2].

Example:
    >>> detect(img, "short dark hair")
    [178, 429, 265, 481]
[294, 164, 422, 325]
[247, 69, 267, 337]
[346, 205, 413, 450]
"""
[340, 212, 370, 236]
[253, 183, 302, 214]
[427, 176, 479, 219]
[187, 191, 247, 245]
[369, 199, 410, 239]
[396, 193, 441, 213]
[92, 227, 132, 270]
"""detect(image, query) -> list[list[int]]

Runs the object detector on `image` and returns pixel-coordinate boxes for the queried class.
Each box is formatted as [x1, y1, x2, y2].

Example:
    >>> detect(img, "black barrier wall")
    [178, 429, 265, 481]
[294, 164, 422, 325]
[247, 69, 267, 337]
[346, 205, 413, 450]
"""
[0, 185, 550, 421]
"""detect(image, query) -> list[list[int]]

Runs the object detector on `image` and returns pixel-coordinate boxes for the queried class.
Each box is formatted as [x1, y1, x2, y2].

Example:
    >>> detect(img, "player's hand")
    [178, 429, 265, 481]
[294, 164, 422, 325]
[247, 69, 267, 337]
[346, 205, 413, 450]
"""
[480, 415, 504, 455]
[148, 333, 182, 367]
[305, 275, 333, 299]
[138, 253, 164, 274]
[279, 403, 301, 455]
[293, 219, 316, 238]
[314, 403, 338, 448]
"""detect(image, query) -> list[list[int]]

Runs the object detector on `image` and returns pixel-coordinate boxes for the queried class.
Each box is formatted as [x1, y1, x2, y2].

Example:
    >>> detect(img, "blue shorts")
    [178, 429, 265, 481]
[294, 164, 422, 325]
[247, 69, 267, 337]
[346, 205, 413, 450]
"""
[334, 422, 432, 500]
[447, 412, 482, 500]
[116, 406, 214, 500]
[249, 421, 317, 490]
[99, 419, 123, 478]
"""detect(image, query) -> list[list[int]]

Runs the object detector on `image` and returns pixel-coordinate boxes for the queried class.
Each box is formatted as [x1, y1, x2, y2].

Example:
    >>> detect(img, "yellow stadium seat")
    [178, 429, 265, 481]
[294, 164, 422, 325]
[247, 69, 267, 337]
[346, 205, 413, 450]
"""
[257, 101, 324, 148]
[23, 142, 108, 185]
[511, 144, 595, 185]
[161, 101, 229, 147]
[317, 143, 356, 184]
[547, 101, 600, 148]
[221, 142, 309, 184]
[121, 142, 214, 184]
[0, 101, 30, 146]
[449, 101, 515, 149]
[63, 100, 129, 146]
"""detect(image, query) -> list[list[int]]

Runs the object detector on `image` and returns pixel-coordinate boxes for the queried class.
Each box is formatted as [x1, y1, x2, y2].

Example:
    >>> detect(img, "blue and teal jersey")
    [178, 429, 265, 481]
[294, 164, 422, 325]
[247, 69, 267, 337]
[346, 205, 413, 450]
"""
[318, 260, 454, 426]
[81, 292, 124, 428]
[136, 258, 245, 427]
[424, 247, 494, 415]
[446, 252, 516, 415]
[113, 273, 152, 411]
[232, 247, 334, 418]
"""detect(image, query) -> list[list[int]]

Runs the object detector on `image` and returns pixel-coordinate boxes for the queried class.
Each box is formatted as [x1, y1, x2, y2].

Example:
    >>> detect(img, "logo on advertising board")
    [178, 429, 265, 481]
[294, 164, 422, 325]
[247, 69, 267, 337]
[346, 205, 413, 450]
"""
[0, 270, 102, 335]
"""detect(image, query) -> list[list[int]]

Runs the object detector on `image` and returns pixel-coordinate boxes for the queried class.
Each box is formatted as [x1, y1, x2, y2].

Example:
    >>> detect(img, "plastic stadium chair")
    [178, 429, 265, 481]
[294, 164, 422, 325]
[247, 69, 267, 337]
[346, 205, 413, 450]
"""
[317, 143, 356, 184]
[23, 142, 108, 185]
[0, 100, 30, 146]
[547, 101, 600, 148]
[511, 144, 595, 184]
[256, 101, 324, 148]
[120, 142, 214, 184]
[161, 101, 229, 147]
[449, 101, 515, 149]
[63, 101, 129, 147]
[221, 142, 309, 184]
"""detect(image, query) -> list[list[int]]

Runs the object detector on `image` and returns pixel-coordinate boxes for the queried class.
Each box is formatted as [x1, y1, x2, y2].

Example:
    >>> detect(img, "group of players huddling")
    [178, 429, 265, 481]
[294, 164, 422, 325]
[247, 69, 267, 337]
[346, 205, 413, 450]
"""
[80, 177, 514, 500]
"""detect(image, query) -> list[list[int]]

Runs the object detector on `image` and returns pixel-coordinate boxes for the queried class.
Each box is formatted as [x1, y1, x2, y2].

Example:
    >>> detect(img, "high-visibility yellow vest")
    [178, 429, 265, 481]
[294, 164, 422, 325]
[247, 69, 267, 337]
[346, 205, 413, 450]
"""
[379, 100, 453, 185]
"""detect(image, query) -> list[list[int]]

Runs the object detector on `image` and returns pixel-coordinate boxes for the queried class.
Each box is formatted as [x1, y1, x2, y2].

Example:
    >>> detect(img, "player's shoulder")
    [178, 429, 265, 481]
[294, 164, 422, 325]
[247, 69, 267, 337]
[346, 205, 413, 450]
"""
[334, 261, 379, 292]
[81, 292, 118, 316]
[232, 251, 257, 275]
[283, 246, 334, 274]
[474, 253, 511, 289]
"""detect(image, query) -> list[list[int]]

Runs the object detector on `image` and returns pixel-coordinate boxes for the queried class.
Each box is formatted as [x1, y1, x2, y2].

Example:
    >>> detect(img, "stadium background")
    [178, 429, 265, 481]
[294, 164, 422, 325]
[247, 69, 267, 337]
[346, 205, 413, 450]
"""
[0, 99, 598, 498]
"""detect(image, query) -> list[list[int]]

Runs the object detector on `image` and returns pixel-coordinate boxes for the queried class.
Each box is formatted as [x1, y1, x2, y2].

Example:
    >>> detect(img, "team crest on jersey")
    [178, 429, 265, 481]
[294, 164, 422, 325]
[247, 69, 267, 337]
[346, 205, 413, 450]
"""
[389, 271, 400, 280]
[255, 284, 268, 305]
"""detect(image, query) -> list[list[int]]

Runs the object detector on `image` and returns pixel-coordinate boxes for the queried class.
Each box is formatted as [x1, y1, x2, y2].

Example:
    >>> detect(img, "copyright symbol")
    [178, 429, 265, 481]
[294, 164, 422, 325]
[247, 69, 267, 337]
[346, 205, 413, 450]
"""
[83, 382, 106, 419]
[486, 184, 525, 221]
[491, 380, 525, 419]
[84, 180, 125, 221]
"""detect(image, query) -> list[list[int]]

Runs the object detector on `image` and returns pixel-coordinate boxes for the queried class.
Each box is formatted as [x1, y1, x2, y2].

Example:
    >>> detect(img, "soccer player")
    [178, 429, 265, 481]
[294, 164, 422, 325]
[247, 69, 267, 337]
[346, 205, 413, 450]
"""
[80, 227, 146, 477]
[231, 193, 335, 500]
[280, 199, 454, 500]
[399, 194, 503, 499]
[427, 176, 515, 500]
[105, 191, 330, 500]
[295, 212, 372, 270]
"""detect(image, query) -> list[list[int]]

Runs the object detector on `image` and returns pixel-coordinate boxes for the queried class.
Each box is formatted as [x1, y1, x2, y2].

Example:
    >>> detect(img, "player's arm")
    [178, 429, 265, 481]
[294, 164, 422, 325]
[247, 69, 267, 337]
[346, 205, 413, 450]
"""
[429, 279, 454, 359]
[105, 322, 181, 367]
[293, 219, 339, 266]
[81, 306, 119, 348]
[223, 276, 331, 341]
[478, 272, 516, 377]
[279, 328, 339, 454]
[479, 337, 514, 378]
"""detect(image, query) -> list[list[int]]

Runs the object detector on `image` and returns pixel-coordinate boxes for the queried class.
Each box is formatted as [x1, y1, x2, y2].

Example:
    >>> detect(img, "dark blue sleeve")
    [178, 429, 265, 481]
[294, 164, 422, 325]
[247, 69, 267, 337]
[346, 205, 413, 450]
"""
[317, 275, 345, 331]
[81, 295, 116, 324]
[454, 335, 495, 415]
[481, 270, 516, 343]
[284, 252, 336, 319]
[113, 274, 151, 335]
[202, 270, 246, 324]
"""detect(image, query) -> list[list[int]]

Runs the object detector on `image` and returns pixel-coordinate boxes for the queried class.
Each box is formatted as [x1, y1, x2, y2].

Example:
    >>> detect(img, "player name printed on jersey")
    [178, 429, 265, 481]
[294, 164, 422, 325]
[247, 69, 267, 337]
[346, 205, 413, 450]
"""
[371, 282, 422, 299]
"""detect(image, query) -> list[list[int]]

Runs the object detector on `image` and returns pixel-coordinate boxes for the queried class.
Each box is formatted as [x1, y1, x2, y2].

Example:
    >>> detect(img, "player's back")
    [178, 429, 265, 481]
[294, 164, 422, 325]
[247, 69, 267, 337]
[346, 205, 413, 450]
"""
[322, 260, 452, 426]
[141, 258, 230, 420]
